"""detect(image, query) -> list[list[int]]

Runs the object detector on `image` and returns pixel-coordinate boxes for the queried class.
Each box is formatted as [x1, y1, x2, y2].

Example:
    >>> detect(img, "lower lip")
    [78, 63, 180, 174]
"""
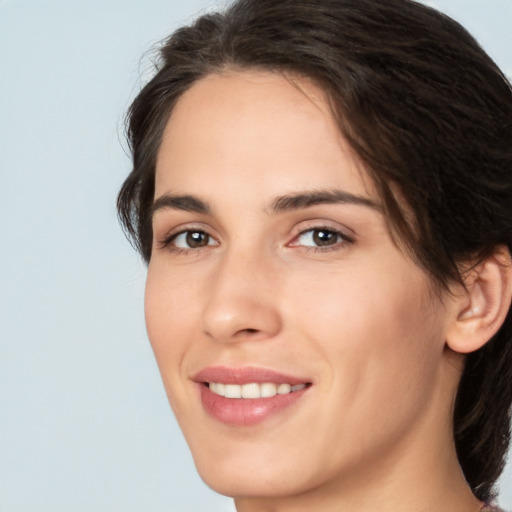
[199, 384, 308, 426]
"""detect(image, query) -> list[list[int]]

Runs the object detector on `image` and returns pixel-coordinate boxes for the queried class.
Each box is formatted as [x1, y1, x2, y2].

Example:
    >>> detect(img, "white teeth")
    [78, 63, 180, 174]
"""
[210, 382, 224, 396]
[224, 384, 242, 398]
[241, 383, 260, 399]
[277, 383, 291, 395]
[260, 382, 277, 397]
[208, 382, 307, 399]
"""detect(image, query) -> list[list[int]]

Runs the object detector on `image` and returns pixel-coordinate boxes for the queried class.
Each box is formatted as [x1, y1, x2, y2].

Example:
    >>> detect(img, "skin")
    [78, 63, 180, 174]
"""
[146, 71, 483, 512]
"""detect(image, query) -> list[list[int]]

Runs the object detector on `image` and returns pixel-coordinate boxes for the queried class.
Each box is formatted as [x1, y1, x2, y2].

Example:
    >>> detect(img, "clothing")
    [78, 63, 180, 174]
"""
[481, 506, 505, 512]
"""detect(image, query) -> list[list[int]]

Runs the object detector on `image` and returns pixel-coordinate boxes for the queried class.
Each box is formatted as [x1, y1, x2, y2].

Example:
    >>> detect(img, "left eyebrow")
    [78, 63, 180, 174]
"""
[269, 190, 381, 213]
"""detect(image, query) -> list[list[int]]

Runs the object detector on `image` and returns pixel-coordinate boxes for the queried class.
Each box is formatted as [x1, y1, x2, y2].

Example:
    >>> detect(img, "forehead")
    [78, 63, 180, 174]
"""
[155, 70, 376, 202]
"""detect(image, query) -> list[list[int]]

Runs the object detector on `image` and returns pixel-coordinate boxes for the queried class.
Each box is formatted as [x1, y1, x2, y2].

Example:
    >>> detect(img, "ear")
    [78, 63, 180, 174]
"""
[446, 246, 512, 354]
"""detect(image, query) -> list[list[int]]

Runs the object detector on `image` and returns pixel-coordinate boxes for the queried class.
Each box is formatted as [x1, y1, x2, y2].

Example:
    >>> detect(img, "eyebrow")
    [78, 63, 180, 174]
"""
[151, 194, 211, 217]
[150, 189, 381, 219]
[269, 190, 381, 213]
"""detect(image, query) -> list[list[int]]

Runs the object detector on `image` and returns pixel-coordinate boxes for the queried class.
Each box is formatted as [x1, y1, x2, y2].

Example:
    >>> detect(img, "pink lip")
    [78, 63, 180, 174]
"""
[194, 366, 311, 426]
[194, 366, 309, 385]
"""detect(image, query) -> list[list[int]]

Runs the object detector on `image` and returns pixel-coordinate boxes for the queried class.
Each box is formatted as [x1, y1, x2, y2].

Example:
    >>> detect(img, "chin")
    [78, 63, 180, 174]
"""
[198, 466, 309, 500]
[193, 450, 283, 496]
[189, 440, 331, 500]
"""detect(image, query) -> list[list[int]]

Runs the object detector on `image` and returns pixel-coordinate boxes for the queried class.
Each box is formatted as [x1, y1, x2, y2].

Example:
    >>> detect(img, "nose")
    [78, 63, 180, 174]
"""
[201, 249, 282, 344]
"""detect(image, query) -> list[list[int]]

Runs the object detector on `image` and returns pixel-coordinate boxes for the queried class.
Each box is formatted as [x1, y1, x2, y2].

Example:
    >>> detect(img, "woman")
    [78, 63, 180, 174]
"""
[117, 0, 512, 510]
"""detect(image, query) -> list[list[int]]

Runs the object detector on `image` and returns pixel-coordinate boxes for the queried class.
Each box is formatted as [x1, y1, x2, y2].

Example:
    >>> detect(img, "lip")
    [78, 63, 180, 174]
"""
[194, 366, 309, 386]
[194, 366, 311, 426]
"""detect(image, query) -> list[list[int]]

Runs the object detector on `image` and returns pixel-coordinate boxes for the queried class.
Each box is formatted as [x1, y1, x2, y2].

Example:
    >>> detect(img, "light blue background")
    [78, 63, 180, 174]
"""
[0, 1, 510, 511]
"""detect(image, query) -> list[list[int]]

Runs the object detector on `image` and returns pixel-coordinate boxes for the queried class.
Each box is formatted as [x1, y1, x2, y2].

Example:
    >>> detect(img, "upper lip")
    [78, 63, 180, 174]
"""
[193, 366, 311, 386]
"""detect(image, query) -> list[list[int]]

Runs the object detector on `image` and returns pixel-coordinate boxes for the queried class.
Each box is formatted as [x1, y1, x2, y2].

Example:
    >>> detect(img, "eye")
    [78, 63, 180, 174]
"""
[292, 227, 353, 249]
[170, 230, 217, 249]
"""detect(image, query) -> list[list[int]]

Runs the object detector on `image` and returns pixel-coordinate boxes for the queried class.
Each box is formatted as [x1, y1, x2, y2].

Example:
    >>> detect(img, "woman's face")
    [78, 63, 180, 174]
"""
[146, 71, 457, 501]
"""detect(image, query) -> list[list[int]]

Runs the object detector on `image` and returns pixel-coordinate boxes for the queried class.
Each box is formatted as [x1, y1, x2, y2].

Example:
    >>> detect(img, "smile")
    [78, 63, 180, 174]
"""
[208, 382, 307, 399]
[195, 367, 312, 425]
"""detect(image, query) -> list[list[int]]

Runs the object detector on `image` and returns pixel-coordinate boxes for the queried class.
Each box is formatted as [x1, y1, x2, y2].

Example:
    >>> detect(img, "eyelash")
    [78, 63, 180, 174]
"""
[157, 226, 354, 255]
[290, 226, 355, 252]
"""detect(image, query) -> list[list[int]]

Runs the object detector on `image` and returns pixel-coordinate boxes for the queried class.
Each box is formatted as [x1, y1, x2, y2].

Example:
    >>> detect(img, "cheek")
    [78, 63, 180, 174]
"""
[144, 271, 171, 357]
[144, 265, 198, 385]
[286, 261, 443, 412]
[284, 265, 445, 466]
[144, 264, 210, 432]
[287, 261, 432, 348]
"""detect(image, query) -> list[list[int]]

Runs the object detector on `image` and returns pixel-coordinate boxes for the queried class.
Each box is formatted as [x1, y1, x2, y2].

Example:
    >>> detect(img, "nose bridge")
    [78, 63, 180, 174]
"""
[201, 243, 282, 343]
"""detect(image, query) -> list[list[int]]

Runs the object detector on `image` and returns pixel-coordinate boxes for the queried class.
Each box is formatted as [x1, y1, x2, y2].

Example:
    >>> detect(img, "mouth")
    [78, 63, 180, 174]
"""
[207, 381, 308, 398]
[194, 366, 312, 426]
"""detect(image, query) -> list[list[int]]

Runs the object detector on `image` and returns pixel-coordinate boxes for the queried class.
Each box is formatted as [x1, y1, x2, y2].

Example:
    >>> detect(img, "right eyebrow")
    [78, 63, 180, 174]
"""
[150, 194, 211, 218]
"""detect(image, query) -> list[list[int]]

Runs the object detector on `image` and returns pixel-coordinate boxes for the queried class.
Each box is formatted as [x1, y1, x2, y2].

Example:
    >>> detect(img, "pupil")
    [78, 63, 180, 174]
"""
[313, 230, 336, 246]
[186, 231, 208, 247]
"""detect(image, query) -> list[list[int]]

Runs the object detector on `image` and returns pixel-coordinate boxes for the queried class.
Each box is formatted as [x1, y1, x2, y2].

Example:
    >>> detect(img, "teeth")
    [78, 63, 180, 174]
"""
[277, 383, 291, 395]
[208, 382, 306, 399]
[241, 383, 260, 399]
[224, 384, 242, 398]
[260, 382, 277, 398]
[210, 382, 224, 396]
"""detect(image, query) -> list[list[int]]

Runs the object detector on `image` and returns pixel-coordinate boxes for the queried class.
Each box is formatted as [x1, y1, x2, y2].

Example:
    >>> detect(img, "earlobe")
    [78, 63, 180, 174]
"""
[446, 246, 512, 354]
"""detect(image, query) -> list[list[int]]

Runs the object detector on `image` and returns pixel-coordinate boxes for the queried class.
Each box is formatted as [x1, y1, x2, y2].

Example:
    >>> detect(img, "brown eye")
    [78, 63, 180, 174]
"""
[296, 228, 343, 247]
[186, 231, 209, 247]
[312, 229, 339, 246]
[172, 230, 215, 249]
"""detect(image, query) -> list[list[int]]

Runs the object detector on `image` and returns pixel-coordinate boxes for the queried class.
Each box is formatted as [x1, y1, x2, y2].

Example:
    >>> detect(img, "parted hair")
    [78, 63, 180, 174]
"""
[117, 0, 512, 502]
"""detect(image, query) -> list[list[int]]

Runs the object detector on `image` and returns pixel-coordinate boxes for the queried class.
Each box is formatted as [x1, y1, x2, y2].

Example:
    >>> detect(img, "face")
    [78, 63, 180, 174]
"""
[146, 71, 457, 502]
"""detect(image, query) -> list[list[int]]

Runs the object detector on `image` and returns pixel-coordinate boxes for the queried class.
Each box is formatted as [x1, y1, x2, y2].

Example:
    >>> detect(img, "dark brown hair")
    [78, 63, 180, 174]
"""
[117, 0, 512, 502]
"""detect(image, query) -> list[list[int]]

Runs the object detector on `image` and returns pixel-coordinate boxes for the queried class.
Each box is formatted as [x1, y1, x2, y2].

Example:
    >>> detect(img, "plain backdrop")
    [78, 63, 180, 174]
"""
[0, 1, 511, 511]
